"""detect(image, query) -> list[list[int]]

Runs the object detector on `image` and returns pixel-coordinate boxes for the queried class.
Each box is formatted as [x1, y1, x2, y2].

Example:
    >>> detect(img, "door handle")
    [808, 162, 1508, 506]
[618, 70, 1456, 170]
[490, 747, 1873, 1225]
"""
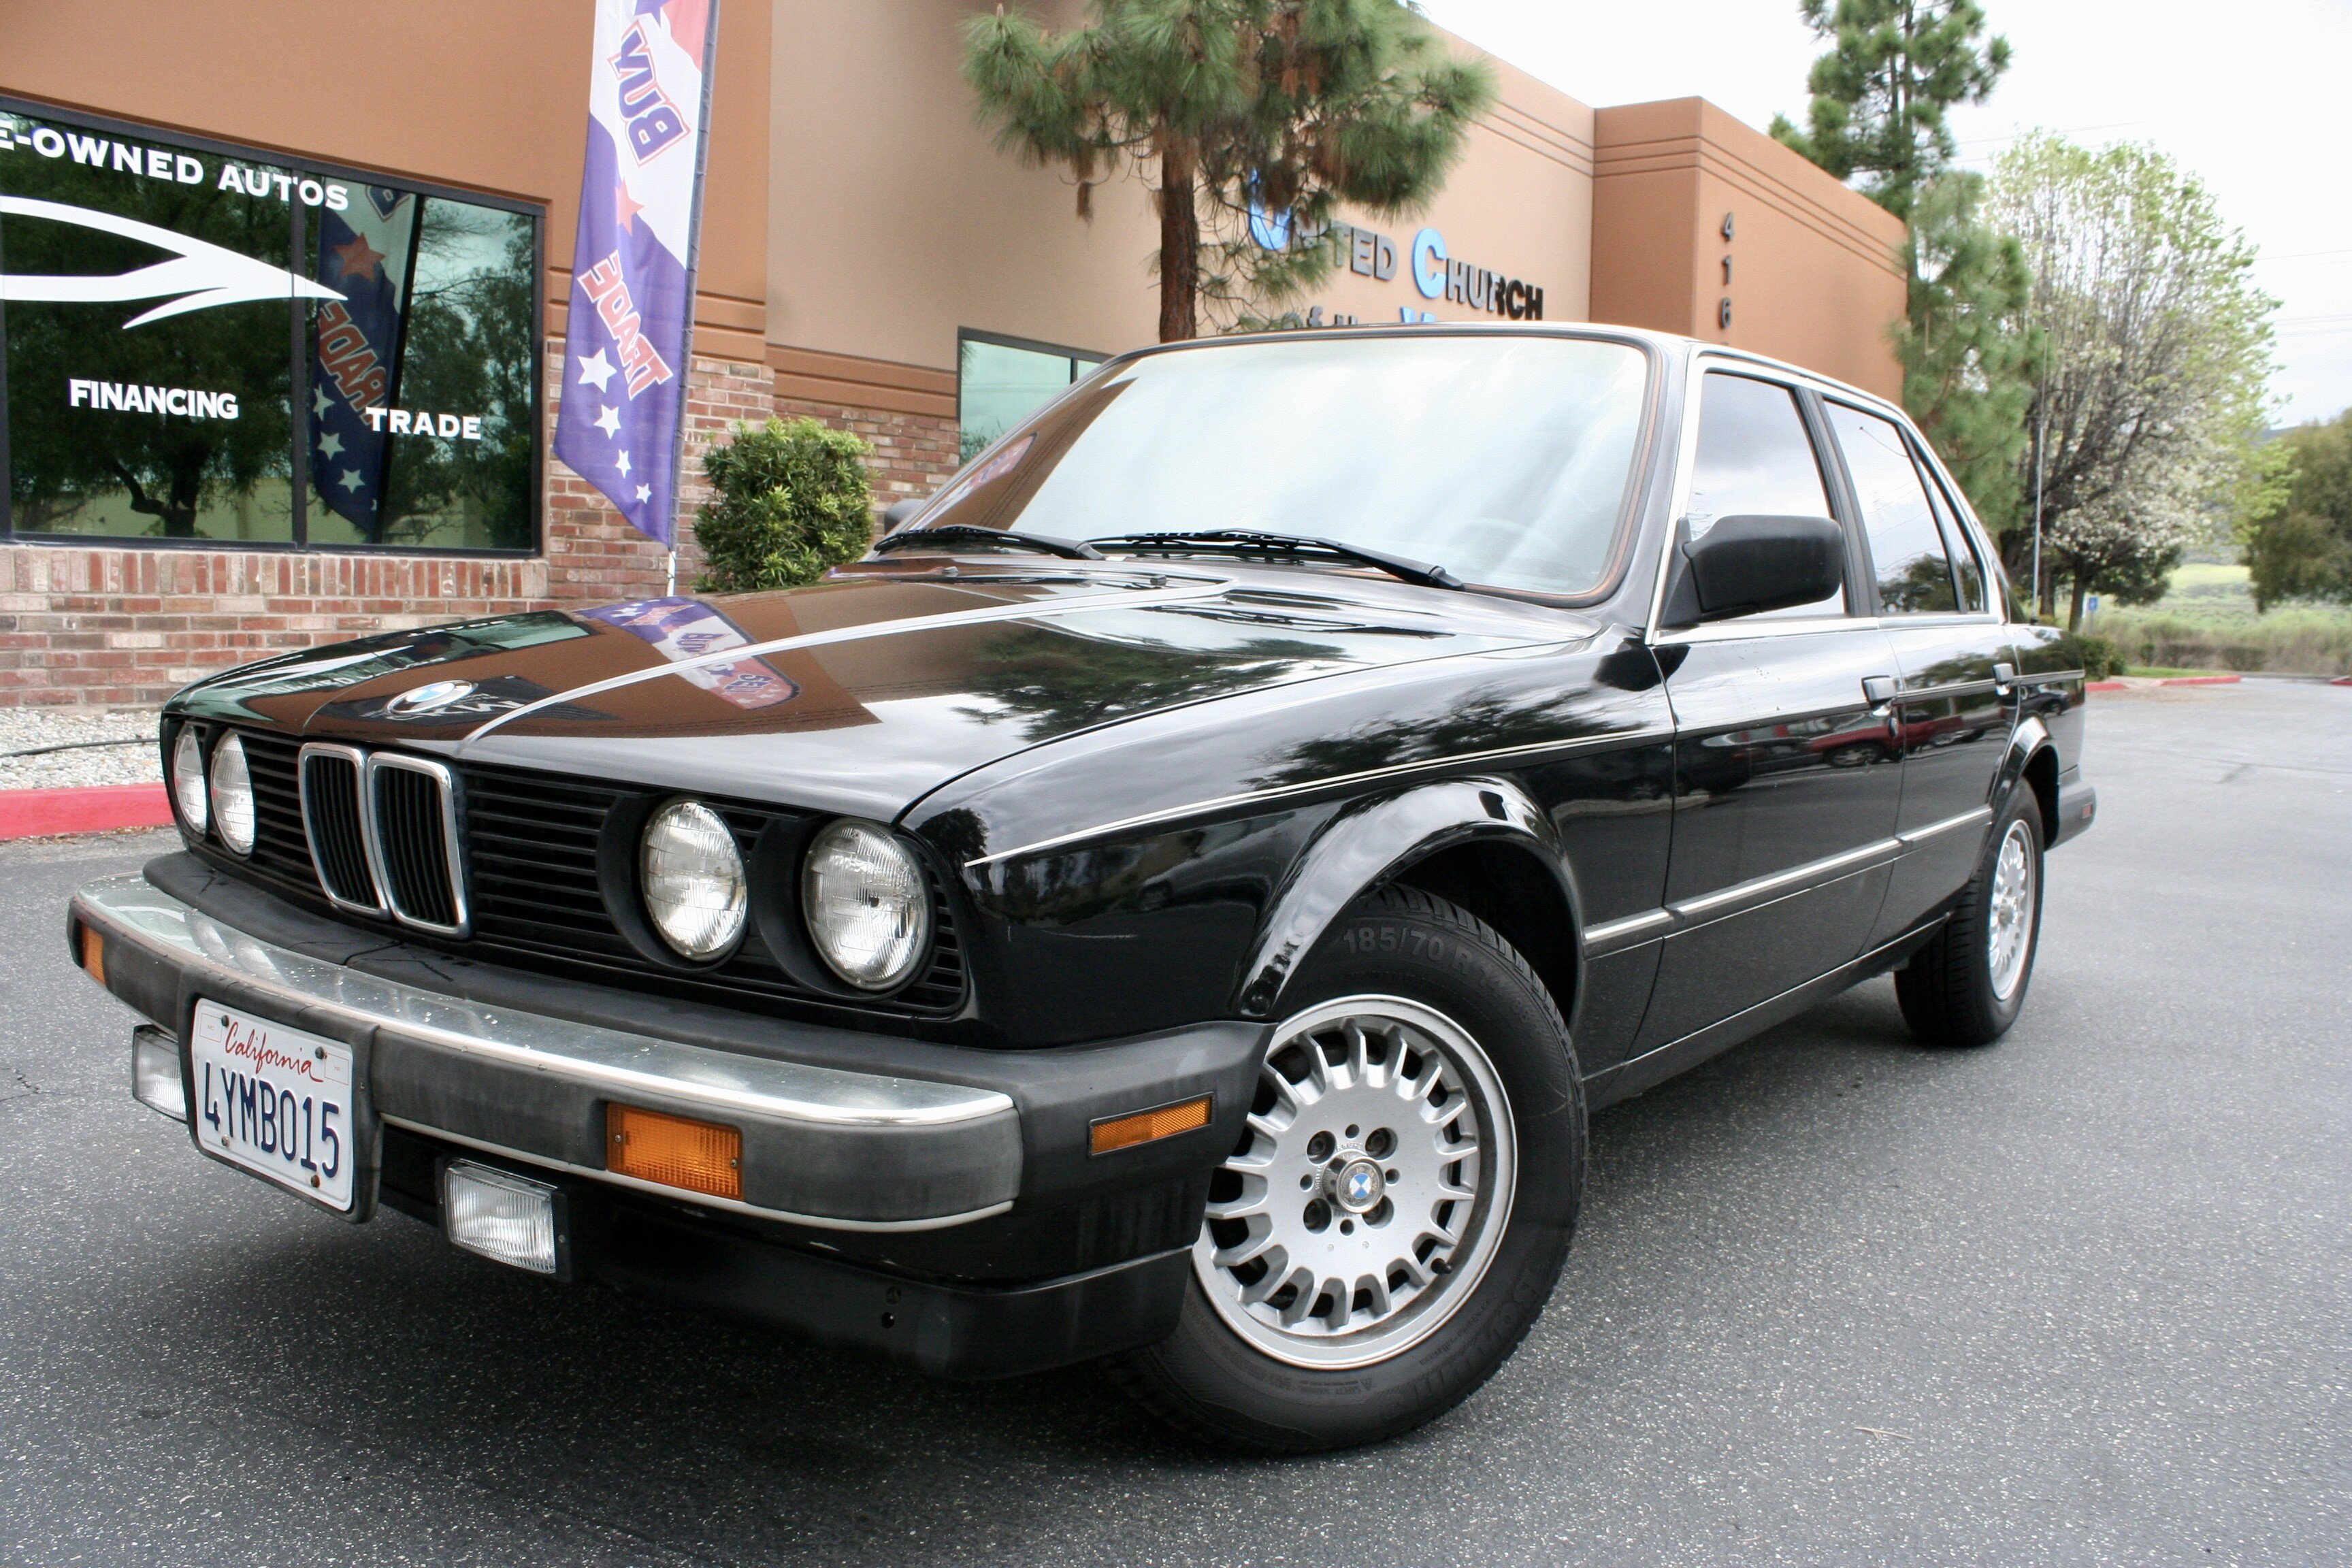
[1861, 675, 1901, 739]
[1993, 661, 2017, 698]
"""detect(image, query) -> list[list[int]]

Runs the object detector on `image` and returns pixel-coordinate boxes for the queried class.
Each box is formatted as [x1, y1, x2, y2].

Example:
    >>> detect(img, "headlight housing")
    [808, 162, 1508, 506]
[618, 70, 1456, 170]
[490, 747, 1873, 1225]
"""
[802, 820, 930, 991]
[639, 800, 748, 960]
[208, 733, 255, 855]
[171, 727, 208, 833]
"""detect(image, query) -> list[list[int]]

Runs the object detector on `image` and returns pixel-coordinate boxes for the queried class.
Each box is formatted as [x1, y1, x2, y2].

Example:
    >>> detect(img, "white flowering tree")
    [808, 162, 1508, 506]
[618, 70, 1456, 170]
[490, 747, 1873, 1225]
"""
[1989, 134, 2276, 627]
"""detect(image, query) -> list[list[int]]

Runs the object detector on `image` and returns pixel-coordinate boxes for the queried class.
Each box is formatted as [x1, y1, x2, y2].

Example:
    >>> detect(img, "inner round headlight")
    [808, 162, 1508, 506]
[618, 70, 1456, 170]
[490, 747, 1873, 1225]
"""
[639, 800, 748, 960]
[172, 727, 208, 833]
[208, 733, 255, 855]
[802, 820, 931, 991]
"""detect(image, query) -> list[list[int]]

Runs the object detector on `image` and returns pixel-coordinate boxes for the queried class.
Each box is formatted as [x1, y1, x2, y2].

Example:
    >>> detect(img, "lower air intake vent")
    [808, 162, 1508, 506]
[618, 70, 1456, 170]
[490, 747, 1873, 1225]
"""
[298, 745, 378, 913]
[365, 756, 467, 935]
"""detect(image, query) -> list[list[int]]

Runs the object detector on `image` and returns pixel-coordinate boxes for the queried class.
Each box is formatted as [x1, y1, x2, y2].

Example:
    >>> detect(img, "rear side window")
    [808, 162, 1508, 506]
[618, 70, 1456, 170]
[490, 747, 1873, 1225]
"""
[1827, 403, 1957, 615]
[1914, 450, 1989, 613]
[1686, 372, 1844, 617]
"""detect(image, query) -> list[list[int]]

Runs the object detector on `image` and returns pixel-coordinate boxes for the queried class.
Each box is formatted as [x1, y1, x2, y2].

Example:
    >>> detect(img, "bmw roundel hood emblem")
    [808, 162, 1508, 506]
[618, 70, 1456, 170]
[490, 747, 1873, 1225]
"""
[386, 679, 475, 716]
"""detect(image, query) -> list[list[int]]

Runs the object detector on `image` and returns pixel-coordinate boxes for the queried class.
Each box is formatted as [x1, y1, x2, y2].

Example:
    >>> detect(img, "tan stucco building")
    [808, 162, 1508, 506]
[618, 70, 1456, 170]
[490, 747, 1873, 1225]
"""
[1, 0, 1905, 708]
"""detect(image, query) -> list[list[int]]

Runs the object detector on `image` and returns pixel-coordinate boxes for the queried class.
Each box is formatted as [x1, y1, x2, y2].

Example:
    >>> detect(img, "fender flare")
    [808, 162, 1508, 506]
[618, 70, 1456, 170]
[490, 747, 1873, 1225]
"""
[1995, 714, 2057, 835]
[1233, 777, 1584, 1020]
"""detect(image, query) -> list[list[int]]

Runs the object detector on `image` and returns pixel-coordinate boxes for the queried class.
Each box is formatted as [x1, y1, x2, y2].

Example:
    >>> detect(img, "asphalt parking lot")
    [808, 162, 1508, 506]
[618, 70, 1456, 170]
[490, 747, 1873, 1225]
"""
[1, 681, 2345, 1567]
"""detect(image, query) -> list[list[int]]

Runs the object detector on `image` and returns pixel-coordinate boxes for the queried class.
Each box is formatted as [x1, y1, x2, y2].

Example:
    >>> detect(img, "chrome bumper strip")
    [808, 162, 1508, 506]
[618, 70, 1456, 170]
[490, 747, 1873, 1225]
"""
[71, 875, 1022, 1230]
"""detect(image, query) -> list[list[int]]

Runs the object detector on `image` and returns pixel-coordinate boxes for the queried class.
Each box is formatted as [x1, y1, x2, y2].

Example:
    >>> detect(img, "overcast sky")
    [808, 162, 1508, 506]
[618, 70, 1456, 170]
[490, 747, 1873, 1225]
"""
[1422, 0, 2352, 427]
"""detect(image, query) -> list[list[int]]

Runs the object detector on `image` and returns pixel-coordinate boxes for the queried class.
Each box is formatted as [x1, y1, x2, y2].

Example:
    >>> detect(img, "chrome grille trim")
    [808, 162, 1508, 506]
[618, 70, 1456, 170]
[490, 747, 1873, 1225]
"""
[297, 742, 383, 916]
[360, 753, 469, 938]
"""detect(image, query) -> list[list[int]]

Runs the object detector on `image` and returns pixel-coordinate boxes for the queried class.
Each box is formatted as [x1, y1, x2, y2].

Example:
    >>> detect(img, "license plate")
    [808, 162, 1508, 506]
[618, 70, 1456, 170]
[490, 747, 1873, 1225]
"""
[190, 1002, 357, 1213]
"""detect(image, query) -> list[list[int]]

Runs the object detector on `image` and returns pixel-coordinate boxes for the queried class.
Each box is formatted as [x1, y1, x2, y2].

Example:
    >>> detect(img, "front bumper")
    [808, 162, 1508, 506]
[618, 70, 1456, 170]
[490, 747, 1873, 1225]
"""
[70, 866, 1264, 1376]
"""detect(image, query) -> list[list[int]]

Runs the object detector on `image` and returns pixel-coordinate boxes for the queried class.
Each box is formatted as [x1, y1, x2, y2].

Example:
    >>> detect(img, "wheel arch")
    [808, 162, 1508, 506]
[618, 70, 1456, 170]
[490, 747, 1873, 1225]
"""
[1235, 777, 1584, 1032]
[1999, 715, 2061, 846]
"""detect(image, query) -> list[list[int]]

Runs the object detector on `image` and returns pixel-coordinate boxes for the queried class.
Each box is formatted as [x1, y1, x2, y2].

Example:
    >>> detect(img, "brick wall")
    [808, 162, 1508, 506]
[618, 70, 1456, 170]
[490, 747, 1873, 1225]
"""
[0, 346, 891, 709]
[772, 395, 962, 514]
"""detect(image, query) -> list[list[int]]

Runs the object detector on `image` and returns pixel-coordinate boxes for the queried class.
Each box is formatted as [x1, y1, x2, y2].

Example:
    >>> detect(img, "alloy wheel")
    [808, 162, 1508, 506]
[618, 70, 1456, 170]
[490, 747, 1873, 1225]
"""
[1193, 995, 1517, 1370]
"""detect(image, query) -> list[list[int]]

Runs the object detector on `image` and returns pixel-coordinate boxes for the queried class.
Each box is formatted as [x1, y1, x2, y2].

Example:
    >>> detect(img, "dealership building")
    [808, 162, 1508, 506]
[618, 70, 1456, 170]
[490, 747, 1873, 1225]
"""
[1, 1, 1906, 708]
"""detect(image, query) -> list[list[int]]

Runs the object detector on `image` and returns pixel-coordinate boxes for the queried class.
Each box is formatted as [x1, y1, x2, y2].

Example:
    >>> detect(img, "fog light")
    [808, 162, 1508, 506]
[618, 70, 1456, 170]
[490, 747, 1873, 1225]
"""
[443, 1160, 559, 1275]
[131, 1025, 185, 1122]
[1090, 1095, 1211, 1155]
[606, 1102, 742, 1200]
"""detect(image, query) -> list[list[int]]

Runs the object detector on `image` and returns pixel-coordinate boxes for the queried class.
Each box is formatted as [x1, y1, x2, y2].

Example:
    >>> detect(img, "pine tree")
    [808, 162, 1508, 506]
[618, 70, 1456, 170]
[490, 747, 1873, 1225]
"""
[1771, 0, 2010, 220]
[1895, 171, 2036, 538]
[963, 0, 1495, 341]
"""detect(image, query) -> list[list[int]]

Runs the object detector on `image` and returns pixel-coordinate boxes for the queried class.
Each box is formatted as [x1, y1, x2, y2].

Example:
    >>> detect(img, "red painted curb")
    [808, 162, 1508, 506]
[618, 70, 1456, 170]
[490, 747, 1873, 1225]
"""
[2085, 679, 2128, 691]
[2157, 674, 2242, 687]
[2334, 676, 2352, 687]
[0, 783, 174, 841]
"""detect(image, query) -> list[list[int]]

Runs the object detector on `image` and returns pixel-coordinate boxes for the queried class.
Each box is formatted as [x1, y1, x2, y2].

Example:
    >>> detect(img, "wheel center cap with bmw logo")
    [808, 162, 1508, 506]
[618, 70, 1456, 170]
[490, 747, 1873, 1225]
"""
[386, 679, 474, 716]
[1335, 1157, 1386, 1213]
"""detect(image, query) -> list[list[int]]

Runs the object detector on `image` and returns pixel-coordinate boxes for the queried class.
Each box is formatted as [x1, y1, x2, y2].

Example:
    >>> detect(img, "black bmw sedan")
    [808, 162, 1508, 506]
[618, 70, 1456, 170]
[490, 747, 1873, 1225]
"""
[69, 325, 2095, 1452]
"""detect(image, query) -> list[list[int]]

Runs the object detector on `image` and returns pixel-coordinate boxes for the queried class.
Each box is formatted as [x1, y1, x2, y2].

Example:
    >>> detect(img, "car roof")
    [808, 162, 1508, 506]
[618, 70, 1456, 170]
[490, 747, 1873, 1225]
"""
[1105, 321, 1912, 429]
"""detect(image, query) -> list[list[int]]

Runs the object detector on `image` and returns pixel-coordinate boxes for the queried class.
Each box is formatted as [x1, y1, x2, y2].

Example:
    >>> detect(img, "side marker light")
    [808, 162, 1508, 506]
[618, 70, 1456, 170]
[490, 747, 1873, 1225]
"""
[1090, 1096, 1212, 1156]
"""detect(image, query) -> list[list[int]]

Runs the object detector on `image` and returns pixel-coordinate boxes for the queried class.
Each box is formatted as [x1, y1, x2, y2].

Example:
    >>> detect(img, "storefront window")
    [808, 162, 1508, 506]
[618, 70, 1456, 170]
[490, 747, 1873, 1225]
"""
[958, 331, 1101, 463]
[0, 100, 538, 552]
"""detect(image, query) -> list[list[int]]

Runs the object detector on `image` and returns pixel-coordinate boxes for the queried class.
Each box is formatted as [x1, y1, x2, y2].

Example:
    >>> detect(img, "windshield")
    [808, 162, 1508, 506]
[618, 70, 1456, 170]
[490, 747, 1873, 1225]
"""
[914, 333, 1652, 597]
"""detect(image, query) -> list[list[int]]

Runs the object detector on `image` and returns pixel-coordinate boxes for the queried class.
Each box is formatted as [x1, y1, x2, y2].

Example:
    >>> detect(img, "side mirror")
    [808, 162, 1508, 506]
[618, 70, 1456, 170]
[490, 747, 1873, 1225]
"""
[1665, 513, 1845, 625]
[880, 496, 927, 532]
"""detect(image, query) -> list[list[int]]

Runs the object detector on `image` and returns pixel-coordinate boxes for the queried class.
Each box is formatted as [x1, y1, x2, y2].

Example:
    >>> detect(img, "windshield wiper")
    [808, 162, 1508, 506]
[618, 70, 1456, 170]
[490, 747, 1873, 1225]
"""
[1088, 529, 1464, 590]
[872, 524, 1104, 561]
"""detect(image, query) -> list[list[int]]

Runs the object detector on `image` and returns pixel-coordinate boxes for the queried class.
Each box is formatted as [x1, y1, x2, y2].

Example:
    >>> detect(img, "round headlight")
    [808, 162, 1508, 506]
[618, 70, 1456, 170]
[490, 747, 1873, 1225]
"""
[172, 727, 208, 833]
[208, 733, 255, 855]
[639, 800, 748, 960]
[802, 820, 931, 991]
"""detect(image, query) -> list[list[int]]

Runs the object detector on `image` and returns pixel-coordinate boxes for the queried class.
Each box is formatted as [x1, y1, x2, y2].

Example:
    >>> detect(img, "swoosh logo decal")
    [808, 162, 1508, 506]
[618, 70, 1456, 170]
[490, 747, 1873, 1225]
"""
[457, 577, 1237, 745]
[0, 196, 347, 328]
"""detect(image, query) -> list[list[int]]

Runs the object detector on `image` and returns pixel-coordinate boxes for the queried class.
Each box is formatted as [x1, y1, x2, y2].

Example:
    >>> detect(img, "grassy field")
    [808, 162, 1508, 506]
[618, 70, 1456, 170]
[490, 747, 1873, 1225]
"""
[2086, 564, 2352, 676]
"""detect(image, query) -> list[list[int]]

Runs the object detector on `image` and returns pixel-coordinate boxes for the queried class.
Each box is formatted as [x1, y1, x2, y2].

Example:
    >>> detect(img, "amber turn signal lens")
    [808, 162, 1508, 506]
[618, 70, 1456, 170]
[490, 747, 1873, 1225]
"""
[79, 926, 105, 987]
[606, 1102, 742, 1200]
[1090, 1095, 1211, 1156]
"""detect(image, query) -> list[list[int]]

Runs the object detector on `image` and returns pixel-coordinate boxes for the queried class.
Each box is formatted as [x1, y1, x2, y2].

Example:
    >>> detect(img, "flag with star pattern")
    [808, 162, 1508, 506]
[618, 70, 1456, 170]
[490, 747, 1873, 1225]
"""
[310, 187, 417, 540]
[553, 0, 718, 548]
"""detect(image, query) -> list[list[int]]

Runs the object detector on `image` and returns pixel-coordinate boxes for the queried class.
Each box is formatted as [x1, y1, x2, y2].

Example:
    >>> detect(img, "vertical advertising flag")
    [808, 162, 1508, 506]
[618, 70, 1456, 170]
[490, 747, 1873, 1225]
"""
[310, 186, 419, 540]
[553, 0, 719, 548]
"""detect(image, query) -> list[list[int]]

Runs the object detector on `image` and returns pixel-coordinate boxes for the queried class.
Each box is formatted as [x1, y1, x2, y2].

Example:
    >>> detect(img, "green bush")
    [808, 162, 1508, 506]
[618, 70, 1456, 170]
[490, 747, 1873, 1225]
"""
[2093, 607, 2352, 676]
[692, 416, 873, 593]
[2051, 631, 2123, 681]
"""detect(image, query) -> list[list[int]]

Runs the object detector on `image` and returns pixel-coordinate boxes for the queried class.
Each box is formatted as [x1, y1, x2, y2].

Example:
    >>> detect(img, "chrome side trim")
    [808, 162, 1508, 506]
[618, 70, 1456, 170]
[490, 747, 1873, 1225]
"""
[380, 1117, 1015, 1234]
[963, 724, 1678, 870]
[361, 752, 469, 938]
[1894, 678, 2000, 702]
[1898, 804, 1993, 849]
[1581, 907, 1673, 956]
[1667, 836, 1901, 928]
[296, 741, 383, 917]
[462, 578, 1236, 743]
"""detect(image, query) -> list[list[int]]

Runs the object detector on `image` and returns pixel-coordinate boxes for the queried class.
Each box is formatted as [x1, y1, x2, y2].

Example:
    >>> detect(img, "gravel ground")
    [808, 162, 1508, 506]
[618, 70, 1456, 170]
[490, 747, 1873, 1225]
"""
[0, 710, 162, 791]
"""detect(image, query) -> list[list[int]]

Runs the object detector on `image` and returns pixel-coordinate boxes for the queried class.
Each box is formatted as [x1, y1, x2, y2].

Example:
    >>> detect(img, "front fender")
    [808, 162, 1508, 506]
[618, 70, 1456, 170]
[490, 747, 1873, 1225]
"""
[1236, 777, 1580, 1019]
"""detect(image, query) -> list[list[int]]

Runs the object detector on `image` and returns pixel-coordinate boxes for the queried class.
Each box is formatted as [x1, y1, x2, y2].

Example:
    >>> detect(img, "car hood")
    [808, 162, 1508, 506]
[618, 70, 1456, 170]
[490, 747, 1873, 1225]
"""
[168, 562, 1595, 819]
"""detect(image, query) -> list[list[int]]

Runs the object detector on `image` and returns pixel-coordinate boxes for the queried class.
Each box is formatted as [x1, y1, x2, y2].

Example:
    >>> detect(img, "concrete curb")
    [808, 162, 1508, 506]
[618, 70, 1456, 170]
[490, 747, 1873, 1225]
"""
[0, 783, 173, 842]
[2157, 674, 2242, 687]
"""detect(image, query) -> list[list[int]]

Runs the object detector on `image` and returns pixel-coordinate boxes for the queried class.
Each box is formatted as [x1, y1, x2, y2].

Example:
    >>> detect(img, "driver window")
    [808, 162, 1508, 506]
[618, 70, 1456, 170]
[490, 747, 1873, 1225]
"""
[1686, 372, 1846, 618]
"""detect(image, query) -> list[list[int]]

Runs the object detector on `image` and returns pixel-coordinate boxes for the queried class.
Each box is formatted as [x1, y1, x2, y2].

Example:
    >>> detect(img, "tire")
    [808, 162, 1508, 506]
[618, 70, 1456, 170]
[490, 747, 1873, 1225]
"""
[1895, 785, 2045, 1047]
[1107, 885, 1584, 1452]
